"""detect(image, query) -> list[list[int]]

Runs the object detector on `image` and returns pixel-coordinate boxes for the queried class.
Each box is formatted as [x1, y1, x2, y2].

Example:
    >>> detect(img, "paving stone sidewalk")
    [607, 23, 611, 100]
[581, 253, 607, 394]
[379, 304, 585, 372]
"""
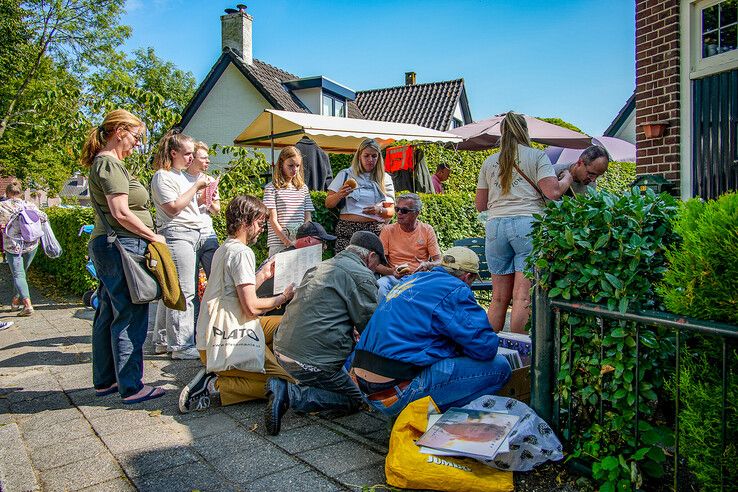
[0, 263, 391, 492]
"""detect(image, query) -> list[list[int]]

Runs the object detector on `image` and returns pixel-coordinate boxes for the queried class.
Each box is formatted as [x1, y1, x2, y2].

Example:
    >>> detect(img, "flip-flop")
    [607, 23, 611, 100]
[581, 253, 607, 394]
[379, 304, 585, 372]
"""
[95, 384, 118, 397]
[123, 386, 165, 405]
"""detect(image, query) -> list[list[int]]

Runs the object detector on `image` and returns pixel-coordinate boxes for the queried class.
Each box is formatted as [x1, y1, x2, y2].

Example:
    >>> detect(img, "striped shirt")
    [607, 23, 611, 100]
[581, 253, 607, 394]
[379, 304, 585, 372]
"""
[263, 182, 315, 247]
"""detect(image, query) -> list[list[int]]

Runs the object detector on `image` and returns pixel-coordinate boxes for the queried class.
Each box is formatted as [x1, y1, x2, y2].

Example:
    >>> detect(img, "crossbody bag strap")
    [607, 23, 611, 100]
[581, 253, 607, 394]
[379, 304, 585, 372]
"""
[512, 163, 546, 202]
[88, 194, 118, 243]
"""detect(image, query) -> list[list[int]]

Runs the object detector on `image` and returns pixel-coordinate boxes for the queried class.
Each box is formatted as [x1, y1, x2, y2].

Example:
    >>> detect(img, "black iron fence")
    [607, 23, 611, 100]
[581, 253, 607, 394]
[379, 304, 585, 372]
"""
[530, 284, 738, 490]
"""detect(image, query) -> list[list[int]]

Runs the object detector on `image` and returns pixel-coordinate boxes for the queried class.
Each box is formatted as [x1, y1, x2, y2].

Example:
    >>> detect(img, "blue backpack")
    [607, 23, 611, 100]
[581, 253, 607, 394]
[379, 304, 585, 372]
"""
[6, 209, 44, 243]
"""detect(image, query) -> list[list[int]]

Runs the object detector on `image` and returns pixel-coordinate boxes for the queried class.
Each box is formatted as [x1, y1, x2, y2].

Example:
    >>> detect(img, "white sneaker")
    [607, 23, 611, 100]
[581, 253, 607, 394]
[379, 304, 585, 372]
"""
[171, 347, 200, 360]
[0, 321, 14, 331]
[154, 344, 169, 355]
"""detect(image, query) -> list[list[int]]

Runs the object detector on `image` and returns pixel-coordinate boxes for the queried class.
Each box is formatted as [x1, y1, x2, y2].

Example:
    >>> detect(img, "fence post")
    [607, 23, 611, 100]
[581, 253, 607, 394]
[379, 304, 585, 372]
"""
[530, 275, 554, 426]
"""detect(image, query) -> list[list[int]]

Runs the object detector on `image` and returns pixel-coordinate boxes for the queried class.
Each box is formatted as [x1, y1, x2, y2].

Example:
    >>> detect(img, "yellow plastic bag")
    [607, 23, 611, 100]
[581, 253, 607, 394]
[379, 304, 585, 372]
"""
[385, 396, 514, 492]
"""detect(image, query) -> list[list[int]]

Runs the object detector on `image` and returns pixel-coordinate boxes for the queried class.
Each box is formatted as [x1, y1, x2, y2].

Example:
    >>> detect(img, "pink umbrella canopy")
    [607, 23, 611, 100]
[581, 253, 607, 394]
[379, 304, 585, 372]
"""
[545, 136, 636, 164]
[448, 114, 592, 151]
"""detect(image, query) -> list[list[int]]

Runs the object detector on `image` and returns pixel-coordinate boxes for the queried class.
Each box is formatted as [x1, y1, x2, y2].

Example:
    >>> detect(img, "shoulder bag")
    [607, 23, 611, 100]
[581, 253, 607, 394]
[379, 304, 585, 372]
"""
[513, 163, 547, 205]
[90, 198, 161, 304]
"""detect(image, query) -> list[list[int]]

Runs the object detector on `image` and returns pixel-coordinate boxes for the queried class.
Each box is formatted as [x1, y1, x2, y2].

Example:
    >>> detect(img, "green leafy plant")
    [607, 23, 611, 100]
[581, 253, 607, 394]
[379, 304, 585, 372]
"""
[597, 161, 637, 194]
[658, 192, 738, 489]
[529, 188, 680, 489]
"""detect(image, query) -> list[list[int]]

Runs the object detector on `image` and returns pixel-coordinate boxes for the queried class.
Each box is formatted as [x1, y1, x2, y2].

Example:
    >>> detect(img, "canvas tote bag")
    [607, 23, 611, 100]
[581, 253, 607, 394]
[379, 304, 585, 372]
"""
[196, 244, 266, 373]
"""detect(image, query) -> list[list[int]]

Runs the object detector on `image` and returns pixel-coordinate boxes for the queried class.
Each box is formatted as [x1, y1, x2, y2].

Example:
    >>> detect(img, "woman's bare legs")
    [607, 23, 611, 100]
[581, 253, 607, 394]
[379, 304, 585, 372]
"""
[510, 272, 532, 333]
[489, 273, 514, 332]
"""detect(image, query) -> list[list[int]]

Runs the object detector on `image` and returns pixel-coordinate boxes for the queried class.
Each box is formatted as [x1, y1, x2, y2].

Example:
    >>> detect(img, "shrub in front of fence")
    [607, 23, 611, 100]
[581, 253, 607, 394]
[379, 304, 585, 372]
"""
[659, 192, 738, 489]
[529, 188, 680, 490]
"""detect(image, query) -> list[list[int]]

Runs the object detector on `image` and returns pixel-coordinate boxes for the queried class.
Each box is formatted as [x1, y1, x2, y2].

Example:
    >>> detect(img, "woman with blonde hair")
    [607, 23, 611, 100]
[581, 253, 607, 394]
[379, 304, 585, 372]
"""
[325, 138, 395, 252]
[475, 112, 572, 333]
[0, 179, 47, 317]
[150, 129, 209, 360]
[83, 108, 167, 404]
[263, 145, 315, 256]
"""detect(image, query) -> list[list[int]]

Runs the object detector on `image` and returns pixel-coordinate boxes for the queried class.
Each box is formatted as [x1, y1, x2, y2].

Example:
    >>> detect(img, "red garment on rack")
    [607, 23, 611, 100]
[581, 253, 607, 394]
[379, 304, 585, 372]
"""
[385, 146, 414, 172]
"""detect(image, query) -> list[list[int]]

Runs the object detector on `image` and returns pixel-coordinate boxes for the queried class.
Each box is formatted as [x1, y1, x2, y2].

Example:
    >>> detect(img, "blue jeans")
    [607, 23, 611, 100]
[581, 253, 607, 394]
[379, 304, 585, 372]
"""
[361, 356, 511, 418]
[377, 275, 401, 300]
[278, 358, 364, 414]
[89, 235, 150, 398]
[485, 216, 535, 275]
[6, 247, 37, 300]
[193, 232, 219, 322]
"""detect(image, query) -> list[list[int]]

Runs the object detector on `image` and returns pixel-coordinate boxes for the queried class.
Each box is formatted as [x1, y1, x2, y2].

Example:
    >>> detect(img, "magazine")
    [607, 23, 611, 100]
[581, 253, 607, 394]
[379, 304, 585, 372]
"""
[498, 332, 532, 366]
[416, 407, 520, 460]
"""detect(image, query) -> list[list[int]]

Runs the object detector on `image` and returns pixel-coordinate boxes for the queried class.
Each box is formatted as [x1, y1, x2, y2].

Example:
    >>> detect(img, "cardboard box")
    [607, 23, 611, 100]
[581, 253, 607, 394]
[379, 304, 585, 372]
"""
[498, 366, 531, 403]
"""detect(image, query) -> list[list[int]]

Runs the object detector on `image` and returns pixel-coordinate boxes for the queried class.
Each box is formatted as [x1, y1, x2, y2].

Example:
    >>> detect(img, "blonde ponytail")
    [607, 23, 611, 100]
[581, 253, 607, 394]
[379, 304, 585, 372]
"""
[498, 112, 531, 195]
[81, 109, 142, 167]
[153, 129, 194, 171]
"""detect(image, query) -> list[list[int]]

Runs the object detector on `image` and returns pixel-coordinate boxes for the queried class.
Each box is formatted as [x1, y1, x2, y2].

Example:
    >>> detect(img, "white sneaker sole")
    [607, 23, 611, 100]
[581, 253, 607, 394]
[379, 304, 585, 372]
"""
[179, 368, 206, 413]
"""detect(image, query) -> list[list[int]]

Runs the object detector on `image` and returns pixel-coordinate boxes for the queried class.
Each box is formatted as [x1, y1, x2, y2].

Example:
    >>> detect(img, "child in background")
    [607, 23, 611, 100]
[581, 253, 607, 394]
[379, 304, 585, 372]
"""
[263, 146, 315, 256]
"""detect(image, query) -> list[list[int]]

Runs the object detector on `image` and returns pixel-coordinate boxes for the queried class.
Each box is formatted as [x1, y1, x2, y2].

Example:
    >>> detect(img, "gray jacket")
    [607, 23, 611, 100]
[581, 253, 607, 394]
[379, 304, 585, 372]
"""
[274, 250, 378, 372]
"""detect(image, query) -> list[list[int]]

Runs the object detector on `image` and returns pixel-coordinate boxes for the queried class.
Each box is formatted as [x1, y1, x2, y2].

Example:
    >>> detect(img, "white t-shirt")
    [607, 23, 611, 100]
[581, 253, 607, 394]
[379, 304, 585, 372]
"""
[219, 238, 257, 299]
[183, 171, 219, 234]
[327, 168, 395, 219]
[477, 145, 556, 218]
[150, 169, 202, 231]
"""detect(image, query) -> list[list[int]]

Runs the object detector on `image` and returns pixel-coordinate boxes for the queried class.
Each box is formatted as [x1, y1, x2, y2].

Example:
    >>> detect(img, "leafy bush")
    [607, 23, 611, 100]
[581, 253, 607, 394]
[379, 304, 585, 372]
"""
[31, 206, 96, 295]
[658, 192, 738, 490]
[659, 193, 738, 324]
[597, 161, 636, 194]
[530, 188, 680, 490]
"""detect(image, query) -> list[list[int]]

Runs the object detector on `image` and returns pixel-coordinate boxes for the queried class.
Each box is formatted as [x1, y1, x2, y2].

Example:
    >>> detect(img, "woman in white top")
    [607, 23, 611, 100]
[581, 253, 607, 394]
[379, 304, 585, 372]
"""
[475, 112, 572, 334]
[263, 146, 315, 257]
[0, 179, 47, 317]
[150, 130, 208, 359]
[325, 138, 395, 253]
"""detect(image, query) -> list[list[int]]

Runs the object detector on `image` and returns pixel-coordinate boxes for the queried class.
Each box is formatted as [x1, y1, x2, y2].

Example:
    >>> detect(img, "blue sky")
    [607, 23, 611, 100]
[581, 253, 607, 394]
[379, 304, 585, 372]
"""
[121, 0, 635, 136]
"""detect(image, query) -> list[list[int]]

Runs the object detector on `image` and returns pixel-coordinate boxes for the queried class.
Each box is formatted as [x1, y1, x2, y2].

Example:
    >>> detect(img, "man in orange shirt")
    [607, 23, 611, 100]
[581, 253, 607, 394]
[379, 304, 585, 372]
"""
[375, 193, 442, 299]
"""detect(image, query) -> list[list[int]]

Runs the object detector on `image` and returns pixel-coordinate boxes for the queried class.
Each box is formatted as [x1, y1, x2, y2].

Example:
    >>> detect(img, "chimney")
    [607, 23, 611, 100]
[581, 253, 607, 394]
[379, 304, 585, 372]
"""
[405, 72, 416, 85]
[221, 5, 253, 65]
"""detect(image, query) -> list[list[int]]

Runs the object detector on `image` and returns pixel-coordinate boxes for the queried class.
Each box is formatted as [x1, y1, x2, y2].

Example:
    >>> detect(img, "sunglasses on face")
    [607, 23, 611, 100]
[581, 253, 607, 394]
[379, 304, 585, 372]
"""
[396, 207, 418, 214]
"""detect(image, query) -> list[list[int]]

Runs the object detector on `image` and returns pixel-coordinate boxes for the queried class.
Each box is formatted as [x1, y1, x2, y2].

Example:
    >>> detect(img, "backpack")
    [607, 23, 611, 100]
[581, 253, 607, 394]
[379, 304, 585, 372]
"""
[6, 209, 44, 243]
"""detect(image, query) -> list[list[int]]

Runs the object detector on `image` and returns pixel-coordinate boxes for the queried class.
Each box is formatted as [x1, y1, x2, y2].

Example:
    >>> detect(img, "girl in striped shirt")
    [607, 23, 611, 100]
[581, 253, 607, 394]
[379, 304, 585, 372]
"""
[263, 146, 315, 256]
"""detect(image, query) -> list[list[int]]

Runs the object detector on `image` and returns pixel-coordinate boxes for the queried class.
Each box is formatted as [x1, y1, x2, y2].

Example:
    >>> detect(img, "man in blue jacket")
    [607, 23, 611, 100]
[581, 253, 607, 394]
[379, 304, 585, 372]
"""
[351, 246, 511, 417]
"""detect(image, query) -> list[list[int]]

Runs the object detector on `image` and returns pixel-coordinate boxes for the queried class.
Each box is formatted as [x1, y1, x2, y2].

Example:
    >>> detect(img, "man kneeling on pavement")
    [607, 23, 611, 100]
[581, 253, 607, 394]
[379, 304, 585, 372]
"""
[351, 246, 512, 417]
[264, 231, 386, 435]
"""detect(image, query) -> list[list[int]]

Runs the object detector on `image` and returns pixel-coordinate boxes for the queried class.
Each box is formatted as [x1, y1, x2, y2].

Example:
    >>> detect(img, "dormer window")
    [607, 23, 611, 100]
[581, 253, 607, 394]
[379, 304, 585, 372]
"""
[322, 93, 346, 117]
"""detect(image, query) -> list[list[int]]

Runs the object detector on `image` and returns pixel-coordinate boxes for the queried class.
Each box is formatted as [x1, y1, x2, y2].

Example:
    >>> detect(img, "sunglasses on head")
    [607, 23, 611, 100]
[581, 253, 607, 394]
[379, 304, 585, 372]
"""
[396, 207, 417, 214]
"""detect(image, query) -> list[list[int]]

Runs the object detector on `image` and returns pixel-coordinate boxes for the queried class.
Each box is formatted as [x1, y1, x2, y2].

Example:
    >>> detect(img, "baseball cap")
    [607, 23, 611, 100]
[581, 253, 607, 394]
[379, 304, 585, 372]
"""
[296, 221, 336, 241]
[349, 231, 388, 265]
[441, 246, 480, 274]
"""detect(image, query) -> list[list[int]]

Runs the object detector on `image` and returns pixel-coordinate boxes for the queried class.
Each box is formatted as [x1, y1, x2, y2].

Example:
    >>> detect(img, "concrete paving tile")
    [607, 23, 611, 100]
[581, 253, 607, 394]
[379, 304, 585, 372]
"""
[30, 435, 108, 472]
[13, 406, 81, 427]
[88, 408, 164, 436]
[118, 445, 200, 478]
[77, 477, 136, 491]
[265, 423, 343, 454]
[0, 422, 40, 492]
[22, 416, 95, 449]
[219, 401, 264, 422]
[76, 403, 129, 421]
[176, 410, 240, 439]
[100, 423, 193, 455]
[331, 411, 387, 436]
[361, 428, 391, 448]
[209, 444, 300, 485]
[298, 441, 385, 477]
[192, 427, 264, 460]
[337, 464, 387, 490]
[131, 461, 240, 492]
[9, 390, 71, 415]
[244, 464, 347, 492]
[38, 450, 123, 492]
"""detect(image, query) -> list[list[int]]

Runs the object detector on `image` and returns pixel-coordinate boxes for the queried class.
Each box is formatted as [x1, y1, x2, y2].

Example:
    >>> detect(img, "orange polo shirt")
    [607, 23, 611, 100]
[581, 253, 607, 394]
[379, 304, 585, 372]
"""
[379, 222, 441, 269]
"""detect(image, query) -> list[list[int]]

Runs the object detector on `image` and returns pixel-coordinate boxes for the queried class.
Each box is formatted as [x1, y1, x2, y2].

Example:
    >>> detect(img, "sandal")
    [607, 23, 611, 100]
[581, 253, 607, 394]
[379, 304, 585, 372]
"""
[123, 386, 165, 405]
[95, 384, 118, 397]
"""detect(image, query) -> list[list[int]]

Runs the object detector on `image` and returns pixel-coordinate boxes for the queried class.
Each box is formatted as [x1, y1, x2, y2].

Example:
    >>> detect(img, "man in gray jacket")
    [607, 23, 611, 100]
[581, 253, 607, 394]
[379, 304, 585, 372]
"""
[266, 231, 386, 435]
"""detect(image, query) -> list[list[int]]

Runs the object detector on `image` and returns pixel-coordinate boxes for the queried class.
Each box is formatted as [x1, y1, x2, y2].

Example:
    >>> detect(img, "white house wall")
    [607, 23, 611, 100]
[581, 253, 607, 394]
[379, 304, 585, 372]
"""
[183, 63, 273, 169]
[612, 109, 636, 145]
[292, 87, 322, 114]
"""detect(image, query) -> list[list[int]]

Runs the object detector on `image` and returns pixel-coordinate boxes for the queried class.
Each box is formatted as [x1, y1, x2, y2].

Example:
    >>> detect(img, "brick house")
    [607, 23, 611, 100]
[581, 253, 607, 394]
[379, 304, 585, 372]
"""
[636, 0, 737, 199]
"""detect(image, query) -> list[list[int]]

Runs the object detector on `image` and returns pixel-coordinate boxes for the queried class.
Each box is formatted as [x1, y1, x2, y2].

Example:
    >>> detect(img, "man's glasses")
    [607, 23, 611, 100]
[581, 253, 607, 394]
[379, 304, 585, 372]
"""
[396, 207, 418, 214]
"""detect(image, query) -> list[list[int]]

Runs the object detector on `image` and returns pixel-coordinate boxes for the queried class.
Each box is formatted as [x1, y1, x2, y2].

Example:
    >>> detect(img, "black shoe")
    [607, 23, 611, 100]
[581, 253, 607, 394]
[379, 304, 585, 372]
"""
[179, 369, 217, 413]
[265, 377, 289, 435]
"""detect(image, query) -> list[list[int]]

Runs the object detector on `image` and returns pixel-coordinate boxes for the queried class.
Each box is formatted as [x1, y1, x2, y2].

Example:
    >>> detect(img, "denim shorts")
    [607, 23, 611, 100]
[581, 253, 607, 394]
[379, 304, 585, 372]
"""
[485, 216, 535, 275]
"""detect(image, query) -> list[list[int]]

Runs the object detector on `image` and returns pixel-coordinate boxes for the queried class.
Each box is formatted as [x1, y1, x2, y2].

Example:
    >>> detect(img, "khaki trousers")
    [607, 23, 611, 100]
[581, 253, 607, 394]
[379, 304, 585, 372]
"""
[199, 315, 295, 406]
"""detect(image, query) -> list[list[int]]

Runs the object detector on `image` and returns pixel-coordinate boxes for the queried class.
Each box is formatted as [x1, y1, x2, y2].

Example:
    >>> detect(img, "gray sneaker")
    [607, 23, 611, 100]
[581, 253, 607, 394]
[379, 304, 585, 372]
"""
[171, 347, 200, 360]
[179, 369, 217, 413]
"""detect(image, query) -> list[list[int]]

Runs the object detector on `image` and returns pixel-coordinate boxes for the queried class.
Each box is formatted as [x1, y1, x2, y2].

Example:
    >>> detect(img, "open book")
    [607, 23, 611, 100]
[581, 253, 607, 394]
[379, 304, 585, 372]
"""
[416, 407, 519, 460]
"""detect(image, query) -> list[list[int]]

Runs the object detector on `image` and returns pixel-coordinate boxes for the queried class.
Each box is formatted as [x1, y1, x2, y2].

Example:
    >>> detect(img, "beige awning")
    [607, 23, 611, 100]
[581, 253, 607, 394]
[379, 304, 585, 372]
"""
[233, 109, 463, 153]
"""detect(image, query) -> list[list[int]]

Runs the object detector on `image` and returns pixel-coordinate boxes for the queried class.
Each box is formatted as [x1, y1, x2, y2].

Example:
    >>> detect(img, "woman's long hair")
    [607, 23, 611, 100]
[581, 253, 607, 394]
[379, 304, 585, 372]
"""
[498, 112, 531, 195]
[152, 129, 194, 171]
[350, 138, 385, 194]
[272, 146, 305, 189]
[80, 109, 143, 167]
[226, 194, 268, 240]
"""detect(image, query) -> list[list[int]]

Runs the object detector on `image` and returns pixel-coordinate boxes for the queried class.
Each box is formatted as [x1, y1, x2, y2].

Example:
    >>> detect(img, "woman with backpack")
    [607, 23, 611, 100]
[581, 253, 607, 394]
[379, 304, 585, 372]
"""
[0, 179, 47, 317]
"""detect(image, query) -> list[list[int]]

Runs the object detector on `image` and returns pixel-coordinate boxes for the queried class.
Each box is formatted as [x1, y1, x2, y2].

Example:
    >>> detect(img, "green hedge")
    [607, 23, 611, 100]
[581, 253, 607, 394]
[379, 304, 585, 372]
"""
[31, 206, 96, 295]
